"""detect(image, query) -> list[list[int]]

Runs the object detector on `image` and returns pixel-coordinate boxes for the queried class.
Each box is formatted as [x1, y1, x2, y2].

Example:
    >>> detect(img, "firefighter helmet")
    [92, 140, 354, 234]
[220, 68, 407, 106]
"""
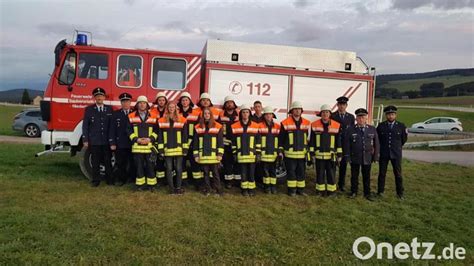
[320, 104, 332, 113]
[155, 92, 167, 101]
[289, 101, 303, 111]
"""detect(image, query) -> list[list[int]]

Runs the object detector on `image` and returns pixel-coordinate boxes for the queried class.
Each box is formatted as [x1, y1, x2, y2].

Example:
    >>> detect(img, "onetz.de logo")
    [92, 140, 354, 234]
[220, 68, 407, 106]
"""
[352, 236, 466, 260]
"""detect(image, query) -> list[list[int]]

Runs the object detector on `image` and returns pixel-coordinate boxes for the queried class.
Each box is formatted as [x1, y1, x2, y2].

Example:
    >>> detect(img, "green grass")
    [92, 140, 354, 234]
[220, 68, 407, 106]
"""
[0, 105, 27, 136]
[374, 108, 474, 132]
[0, 143, 473, 264]
[375, 96, 474, 107]
[380, 75, 474, 92]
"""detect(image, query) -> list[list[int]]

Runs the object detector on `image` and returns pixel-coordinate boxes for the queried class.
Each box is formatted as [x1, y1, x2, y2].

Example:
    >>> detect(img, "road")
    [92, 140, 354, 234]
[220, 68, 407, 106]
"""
[403, 150, 474, 167]
[0, 135, 41, 144]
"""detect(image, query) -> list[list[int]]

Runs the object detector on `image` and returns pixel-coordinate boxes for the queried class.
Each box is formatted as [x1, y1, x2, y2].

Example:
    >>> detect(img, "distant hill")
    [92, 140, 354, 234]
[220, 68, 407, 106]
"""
[375, 68, 474, 98]
[377, 68, 474, 85]
[0, 89, 44, 103]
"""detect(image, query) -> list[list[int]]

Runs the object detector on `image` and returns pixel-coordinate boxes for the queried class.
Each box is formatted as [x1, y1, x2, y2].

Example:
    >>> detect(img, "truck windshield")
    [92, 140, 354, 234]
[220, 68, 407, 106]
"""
[59, 52, 76, 85]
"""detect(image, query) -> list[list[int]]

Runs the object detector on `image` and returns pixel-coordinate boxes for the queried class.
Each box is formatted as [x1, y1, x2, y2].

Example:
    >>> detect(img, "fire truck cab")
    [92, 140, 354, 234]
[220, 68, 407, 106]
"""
[39, 32, 375, 179]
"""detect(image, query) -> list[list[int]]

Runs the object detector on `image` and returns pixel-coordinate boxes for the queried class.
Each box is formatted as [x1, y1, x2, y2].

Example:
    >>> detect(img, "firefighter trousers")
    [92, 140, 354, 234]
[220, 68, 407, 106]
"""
[202, 164, 222, 194]
[240, 163, 256, 190]
[223, 145, 240, 182]
[315, 159, 336, 193]
[183, 150, 202, 181]
[350, 163, 371, 196]
[378, 158, 403, 196]
[90, 145, 112, 185]
[134, 153, 156, 188]
[113, 148, 135, 183]
[262, 161, 277, 187]
[165, 156, 183, 192]
[155, 156, 166, 180]
[284, 158, 306, 193]
[337, 156, 348, 190]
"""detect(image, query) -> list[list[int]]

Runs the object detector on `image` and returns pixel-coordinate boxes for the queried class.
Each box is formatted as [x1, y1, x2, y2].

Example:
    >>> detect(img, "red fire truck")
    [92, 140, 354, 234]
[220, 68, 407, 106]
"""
[38, 32, 376, 178]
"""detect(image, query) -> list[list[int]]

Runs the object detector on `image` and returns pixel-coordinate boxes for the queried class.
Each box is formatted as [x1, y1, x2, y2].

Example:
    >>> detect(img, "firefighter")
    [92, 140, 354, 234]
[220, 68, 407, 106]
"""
[330, 96, 355, 192]
[344, 108, 379, 201]
[196, 92, 220, 120]
[82, 87, 113, 187]
[127, 95, 159, 191]
[150, 92, 168, 118]
[231, 104, 261, 196]
[157, 102, 189, 195]
[259, 106, 281, 194]
[218, 95, 240, 188]
[251, 100, 265, 188]
[109, 92, 135, 185]
[309, 104, 342, 197]
[279, 101, 311, 196]
[193, 107, 225, 196]
[251, 100, 264, 124]
[177, 92, 202, 187]
[151, 92, 168, 182]
[377, 105, 408, 200]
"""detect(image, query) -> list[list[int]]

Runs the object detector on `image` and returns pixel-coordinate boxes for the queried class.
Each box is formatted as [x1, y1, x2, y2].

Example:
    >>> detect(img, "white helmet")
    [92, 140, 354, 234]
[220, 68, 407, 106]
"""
[240, 104, 251, 112]
[263, 106, 274, 114]
[224, 95, 235, 103]
[200, 93, 211, 101]
[320, 104, 332, 113]
[289, 101, 303, 111]
[180, 92, 191, 100]
[136, 95, 149, 103]
[155, 92, 167, 101]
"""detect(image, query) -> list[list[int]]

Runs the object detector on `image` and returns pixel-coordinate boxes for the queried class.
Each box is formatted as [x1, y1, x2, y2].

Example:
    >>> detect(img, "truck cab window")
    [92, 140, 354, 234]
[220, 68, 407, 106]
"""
[78, 53, 108, 80]
[152, 58, 186, 90]
[117, 55, 143, 88]
[59, 52, 76, 85]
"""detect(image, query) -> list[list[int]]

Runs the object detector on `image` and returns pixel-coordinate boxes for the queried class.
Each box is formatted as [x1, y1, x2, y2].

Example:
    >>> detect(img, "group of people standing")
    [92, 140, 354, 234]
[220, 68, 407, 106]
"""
[82, 87, 407, 200]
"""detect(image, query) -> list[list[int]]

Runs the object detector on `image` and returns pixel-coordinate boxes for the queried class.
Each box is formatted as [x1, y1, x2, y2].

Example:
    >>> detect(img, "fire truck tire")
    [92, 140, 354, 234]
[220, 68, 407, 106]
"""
[78, 149, 116, 181]
[79, 150, 93, 181]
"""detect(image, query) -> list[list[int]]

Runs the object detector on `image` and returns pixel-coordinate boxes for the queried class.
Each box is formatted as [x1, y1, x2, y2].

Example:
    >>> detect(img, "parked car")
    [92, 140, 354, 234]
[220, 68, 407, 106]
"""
[12, 109, 47, 137]
[411, 117, 463, 132]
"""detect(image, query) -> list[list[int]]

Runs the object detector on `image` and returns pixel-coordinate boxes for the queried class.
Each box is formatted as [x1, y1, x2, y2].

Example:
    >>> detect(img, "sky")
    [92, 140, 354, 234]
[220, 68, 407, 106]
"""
[0, 0, 473, 90]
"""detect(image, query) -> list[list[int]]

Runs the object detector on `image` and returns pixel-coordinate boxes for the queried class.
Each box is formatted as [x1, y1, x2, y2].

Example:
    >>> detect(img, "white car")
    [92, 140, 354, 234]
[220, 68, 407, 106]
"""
[411, 117, 463, 131]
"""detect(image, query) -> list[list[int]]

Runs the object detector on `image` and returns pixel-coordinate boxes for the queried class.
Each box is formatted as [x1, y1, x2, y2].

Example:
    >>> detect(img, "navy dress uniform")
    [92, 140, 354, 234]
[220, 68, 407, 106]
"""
[82, 87, 113, 186]
[330, 96, 355, 191]
[109, 93, 135, 185]
[344, 108, 379, 200]
[376, 105, 408, 198]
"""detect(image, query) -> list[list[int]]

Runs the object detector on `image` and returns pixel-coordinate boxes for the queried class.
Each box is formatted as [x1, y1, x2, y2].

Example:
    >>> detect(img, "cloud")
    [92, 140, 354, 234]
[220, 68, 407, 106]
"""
[391, 0, 474, 10]
[385, 51, 422, 57]
[293, 0, 314, 8]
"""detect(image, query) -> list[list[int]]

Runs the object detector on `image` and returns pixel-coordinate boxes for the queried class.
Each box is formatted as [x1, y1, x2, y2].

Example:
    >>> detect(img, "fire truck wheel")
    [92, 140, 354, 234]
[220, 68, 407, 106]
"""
[79, 149, 116, 181]
[79, 150, 93, 181]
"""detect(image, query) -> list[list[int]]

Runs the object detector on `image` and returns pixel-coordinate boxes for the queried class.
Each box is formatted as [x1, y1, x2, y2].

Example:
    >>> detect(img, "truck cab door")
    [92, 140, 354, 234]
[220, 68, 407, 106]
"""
[55, 50, 112, 131]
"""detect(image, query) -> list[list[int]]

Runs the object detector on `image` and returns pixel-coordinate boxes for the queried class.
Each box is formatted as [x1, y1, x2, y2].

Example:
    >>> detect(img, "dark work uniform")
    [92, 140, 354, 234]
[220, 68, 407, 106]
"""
[377, 120, 407, 196]
[251, 113, 265, 187]
[330, 111, 355, 191]
[344, 124, 379, 197]
[218, 109, 240, 186]
[109, 108, 135, 184]
[82, 104, 113, 185]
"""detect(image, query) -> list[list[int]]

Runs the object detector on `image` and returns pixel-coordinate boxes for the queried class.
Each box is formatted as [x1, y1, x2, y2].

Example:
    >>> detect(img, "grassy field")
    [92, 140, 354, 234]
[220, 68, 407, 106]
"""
[375, 96, 474, 107]
[0, 143, 473, 264]
[0, 105, 27, 136]
[374, 108, 474, 132]
[379, 75, 474, 92]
